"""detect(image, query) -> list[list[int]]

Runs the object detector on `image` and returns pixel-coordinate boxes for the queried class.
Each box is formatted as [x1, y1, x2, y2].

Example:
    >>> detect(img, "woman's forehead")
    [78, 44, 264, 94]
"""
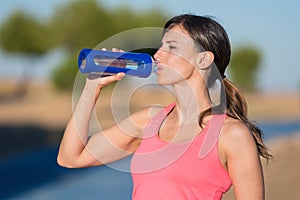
[163, 25, 193, 44]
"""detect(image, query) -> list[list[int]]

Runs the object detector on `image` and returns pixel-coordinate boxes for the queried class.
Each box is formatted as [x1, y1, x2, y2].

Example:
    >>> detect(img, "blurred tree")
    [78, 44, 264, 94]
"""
[0, 10, 52, 99]
[229, 46, 262, 91]
[49, 0, 115, 90]
[50, 0, 166, 91]
[49, 0, 114, 52]
[0, 0, 167, 94]
[52, 53, 78, 91]
[112, 7, 166, 31]
[0, 10, 50, 55]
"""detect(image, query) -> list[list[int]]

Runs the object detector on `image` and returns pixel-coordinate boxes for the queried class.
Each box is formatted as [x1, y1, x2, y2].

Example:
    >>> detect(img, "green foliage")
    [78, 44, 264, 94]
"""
[0, 10, 50, 55]
[52, 53, 78, 91]
[49, 0, 166, 53]
[229, 46, 262, 91]
[48, 0, 166, 91]
[0, 0, 167, 91]
[111, 7, 166, 30]
[49, 0, 114, 52]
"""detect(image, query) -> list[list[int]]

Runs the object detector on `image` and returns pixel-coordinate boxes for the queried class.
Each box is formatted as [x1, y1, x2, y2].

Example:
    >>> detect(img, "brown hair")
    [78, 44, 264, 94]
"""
[164, 14, 272, 160]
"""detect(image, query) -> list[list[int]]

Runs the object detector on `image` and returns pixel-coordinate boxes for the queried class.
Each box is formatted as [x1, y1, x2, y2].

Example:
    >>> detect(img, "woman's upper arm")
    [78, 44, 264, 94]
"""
[220, 120, 265, 200]
[74, 106, 163, 168]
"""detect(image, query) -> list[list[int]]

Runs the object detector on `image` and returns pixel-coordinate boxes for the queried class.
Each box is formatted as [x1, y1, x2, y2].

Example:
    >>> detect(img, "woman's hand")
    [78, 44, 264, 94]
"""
[84, 47, 126, 103]
[85, 72, 125, 103]
[57, 47, 128, 168]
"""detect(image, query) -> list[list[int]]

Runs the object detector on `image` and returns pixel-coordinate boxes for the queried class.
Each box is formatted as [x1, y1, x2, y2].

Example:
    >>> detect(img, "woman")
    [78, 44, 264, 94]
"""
[57, 14, 272, 199]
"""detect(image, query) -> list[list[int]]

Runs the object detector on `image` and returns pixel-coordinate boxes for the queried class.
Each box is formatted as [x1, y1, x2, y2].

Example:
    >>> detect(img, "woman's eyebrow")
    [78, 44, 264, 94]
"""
[160, 40, 178, 46]
[166, 40, 178, 44]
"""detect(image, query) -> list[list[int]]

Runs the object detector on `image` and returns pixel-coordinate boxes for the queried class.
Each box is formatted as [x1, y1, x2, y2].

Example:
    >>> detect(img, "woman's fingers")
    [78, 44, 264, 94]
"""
[88, 72, 125, 87]
[86, 72, 125, 102]
[99, 73, 125, 86]
[112, 48, 125, 52]
[101, 47, 125, 53]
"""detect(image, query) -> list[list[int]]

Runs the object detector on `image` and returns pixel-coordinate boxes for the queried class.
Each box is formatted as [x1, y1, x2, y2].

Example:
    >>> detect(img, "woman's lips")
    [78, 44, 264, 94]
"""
[154, 64, 164, 73]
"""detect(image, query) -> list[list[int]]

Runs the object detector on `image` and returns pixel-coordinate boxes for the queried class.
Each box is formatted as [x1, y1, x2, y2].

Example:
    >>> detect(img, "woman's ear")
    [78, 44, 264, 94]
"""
[196, 51, 214, 70]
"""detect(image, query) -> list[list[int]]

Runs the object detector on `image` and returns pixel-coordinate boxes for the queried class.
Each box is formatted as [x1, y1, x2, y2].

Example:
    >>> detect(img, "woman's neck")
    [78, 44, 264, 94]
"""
[159, 76, 211, 143]
[171, 75, 211, 126]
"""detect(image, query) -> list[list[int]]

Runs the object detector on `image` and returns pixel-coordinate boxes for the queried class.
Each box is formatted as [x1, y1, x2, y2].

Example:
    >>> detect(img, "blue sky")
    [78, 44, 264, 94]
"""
[0, 0, 299, 92]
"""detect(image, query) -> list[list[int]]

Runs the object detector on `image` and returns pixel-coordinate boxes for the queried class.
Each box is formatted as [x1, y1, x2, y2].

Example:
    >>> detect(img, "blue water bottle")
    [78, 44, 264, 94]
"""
[78, 48, 154, 78]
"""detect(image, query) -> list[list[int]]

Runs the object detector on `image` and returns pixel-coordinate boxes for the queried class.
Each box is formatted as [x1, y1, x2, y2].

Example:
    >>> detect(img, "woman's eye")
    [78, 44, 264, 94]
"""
[169, 46, 176, 50]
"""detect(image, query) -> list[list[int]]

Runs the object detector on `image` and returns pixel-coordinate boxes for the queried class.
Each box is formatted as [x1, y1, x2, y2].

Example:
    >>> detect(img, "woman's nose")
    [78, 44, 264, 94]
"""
[154, 48, 162, 62]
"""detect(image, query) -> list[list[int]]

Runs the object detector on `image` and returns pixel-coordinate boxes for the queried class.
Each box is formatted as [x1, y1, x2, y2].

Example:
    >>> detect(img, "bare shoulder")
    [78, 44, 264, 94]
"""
[123, 104, 165, 134]
[218, 117, 264, 199]
[221, 117, 253, 141]
[131, 104, 164, 122]
[219, 117, 258, 160]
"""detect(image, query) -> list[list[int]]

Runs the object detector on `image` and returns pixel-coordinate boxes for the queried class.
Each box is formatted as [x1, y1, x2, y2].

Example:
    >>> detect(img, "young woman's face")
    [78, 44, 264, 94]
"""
[154, 25, 199, 85]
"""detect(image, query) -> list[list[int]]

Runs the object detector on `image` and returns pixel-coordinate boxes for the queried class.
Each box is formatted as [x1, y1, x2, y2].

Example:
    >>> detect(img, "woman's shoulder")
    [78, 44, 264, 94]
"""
[129, 104, 166, 126]
[219, 116, 258, 158]
[222, 116, 250, 137]
[134, 104, 165, 116]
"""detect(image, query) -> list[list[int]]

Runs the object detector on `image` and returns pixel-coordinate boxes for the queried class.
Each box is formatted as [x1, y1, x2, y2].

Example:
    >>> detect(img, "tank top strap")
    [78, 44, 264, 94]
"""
[143, 103, 176, 138]
[199, 114, 226, 159]
[152, 102, 176, 125]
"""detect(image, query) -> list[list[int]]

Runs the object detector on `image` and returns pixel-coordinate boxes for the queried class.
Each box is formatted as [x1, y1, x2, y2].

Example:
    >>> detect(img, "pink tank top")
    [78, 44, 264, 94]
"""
[131, 103, 232, 200]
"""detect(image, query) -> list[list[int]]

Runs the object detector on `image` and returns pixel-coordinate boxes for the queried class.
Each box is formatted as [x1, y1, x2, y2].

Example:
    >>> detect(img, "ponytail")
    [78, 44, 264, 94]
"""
[199, 78, 273, 160]
[164, 14, 272, 160]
